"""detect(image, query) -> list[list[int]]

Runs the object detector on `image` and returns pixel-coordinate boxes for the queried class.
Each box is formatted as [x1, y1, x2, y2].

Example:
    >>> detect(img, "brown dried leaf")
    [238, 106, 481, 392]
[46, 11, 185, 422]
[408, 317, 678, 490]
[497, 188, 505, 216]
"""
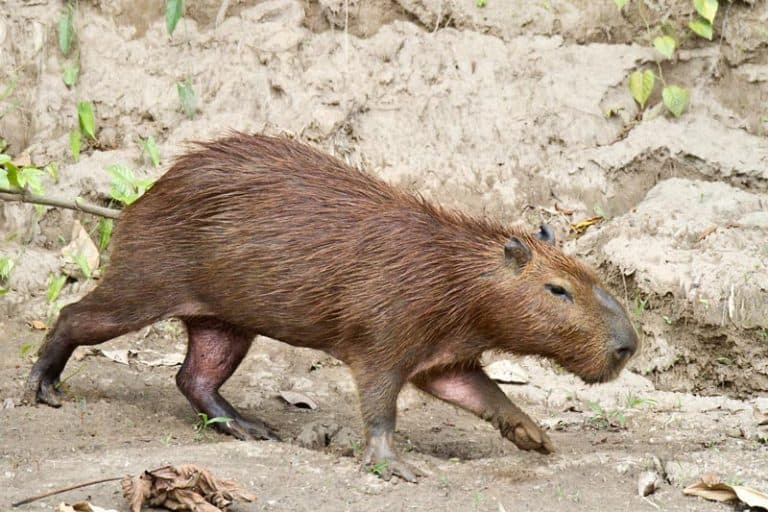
[697, 224, 718, 241]
[29, 320, 48, 330]
[554, 202, 575, 216]
[121, 472, 153, 512]
[684, 475, 768, 509]
[279, 390, 318, 410]
[121, 464, 255, 512]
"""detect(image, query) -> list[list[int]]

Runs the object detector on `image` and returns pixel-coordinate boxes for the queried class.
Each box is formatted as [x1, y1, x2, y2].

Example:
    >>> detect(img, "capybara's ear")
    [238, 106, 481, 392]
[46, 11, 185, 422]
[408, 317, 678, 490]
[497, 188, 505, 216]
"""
[535, 224, 556, 245]
[504, 237, 531, 271]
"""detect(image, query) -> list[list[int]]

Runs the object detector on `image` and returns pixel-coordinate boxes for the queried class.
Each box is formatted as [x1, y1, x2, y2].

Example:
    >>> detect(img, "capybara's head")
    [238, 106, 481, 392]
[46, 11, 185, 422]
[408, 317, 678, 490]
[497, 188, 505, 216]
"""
[489, 225, 638, 383]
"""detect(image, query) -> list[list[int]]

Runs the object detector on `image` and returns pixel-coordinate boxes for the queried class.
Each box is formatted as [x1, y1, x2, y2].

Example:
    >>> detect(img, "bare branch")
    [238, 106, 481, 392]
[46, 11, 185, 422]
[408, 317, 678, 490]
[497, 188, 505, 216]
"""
[0, 187, 121, 219]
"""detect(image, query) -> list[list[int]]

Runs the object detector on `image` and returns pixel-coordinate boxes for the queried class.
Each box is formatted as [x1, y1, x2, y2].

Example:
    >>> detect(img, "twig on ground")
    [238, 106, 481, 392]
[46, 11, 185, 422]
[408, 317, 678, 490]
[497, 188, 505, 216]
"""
[0, 187, 121, 219]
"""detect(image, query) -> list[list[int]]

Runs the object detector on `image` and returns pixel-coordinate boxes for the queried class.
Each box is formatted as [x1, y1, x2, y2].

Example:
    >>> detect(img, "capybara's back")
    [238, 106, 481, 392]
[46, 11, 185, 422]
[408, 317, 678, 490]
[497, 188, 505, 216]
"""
[26, 133, 638, 482]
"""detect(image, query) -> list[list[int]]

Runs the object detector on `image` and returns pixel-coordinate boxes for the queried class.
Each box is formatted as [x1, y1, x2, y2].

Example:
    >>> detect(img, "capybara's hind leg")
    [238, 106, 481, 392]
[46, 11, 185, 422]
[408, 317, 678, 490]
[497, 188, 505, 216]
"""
[411, 362, 554, 454]
[353, 367, 422, 482]
[24, 294, 158, 407]
[176, 317, 279, 441]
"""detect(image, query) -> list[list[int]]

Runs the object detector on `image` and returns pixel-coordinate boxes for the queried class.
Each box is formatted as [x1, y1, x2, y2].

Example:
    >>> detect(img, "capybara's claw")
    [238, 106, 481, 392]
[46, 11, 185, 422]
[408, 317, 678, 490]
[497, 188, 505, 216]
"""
[23, 375, 62, 407]
[220, 417, 281, 441]
[500, 415, 554, 454]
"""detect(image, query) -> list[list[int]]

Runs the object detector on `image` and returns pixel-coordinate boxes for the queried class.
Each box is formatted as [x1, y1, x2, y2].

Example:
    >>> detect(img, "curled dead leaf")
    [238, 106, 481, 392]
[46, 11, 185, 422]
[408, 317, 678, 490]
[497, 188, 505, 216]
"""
[554, 202, 575, 216]
[121, 464, 255, 512]
[55, 502, 117, 512]
[697, 224, 718, 241]
[684, 473, 768, 509]
[29, 320, 48, 330]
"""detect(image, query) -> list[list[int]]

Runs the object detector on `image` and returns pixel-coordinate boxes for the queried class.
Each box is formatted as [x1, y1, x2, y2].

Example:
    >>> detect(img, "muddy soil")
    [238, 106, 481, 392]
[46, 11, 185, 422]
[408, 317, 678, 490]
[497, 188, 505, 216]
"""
[1, 0, 767, 511]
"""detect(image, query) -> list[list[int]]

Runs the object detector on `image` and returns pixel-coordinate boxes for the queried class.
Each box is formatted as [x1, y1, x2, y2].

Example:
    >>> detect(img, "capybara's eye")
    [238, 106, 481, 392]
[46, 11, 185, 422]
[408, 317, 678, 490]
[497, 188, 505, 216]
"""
[545, 284, 573, 302]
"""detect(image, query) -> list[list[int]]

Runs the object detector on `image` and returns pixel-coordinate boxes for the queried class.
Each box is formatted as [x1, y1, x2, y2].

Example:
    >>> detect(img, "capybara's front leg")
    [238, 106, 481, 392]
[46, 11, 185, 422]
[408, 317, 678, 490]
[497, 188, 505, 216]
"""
[412, 362, 554, 454]
[353, 367, 422, 482]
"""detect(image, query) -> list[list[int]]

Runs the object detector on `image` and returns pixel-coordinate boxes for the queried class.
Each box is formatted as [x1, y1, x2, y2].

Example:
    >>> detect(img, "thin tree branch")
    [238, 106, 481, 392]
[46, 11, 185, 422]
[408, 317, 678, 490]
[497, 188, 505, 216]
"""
[0, 187, 121, 219]
[11, 476, 123, 507]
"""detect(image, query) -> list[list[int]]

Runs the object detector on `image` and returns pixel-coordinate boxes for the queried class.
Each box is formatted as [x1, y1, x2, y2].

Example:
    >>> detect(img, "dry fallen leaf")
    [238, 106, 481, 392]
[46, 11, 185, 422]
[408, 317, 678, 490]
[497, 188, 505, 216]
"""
[697, 224, 718, 241]
[61, 220, 100, 280]
[684, 473, 768, 509]
[29, 320, 48, 330]
[55, 502, 117, 512]
[554, 202, 575, 216]
[279, 390, 318, 410]
[569, 216, 603, 236]
[121, 464, 255, 512]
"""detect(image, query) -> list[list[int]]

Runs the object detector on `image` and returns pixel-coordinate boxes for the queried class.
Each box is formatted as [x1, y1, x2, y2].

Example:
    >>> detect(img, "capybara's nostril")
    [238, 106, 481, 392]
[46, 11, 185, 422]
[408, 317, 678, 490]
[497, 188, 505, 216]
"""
[612, 332, 638, 362]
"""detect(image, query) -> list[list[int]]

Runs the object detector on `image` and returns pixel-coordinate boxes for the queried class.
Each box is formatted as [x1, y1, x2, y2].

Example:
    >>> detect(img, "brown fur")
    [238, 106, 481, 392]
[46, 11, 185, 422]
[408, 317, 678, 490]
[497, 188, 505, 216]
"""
[25, 133, 636, 476]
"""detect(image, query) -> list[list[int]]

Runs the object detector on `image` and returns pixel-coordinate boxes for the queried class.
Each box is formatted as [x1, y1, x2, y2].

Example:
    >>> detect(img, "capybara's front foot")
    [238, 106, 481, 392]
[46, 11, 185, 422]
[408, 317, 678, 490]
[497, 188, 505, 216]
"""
[362, 433, 423, 483]
[497, 413, 554, 454]
[23, 372, 63, 407]
[219, 416, 281, 442]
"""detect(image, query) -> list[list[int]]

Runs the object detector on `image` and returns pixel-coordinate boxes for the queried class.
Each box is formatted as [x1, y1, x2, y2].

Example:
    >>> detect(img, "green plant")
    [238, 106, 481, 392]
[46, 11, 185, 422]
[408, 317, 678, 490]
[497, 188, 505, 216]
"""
[369, 461, 389, 476]
[624, 392, 657, 409]
[72, 253, 93, 279]
[19, 342, 36, 360]
[0, 255, 14, 294]
[69, 130, 81, 162]
[194, 413, 232, 435]
[47, 273, 67, 303]
[107, 164, 154, 205]
[633, 296, 649, 319]
[475, 0, 487, 7]
[77, 101, 96, 140]
[166, 0, 184, 36]
[97, 217, 113, 252]
[587, 401, 627, 430]
[0, 152, 55, 215]
[177, 81, 197, 119]
[139, 135, 161, 167]
[616, 0, 728, 117]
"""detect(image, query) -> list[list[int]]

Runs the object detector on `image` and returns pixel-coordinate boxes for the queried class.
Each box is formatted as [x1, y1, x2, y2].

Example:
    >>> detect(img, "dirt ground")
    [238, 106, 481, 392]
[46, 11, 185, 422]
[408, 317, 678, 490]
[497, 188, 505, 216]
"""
[1, 0, 767, 511]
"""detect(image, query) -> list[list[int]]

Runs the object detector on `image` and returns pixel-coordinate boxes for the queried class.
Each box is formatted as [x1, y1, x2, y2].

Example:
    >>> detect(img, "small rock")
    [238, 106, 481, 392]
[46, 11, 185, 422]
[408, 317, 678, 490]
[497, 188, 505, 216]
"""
[615, 461, 632, 475]
[329, 426, 358, 457]
[2, 398, 14, 410]
[297, 421, 336, 450]
[486, 360, 529, 384]
[638, 470, 661, 497]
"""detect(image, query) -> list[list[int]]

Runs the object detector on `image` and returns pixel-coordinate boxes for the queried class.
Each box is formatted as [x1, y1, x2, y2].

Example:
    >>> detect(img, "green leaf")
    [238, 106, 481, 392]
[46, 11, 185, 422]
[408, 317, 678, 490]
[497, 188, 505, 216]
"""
[141, 135, 161, 167]
[628, 69, 655, 109]
[77, 101, 96, 140]
[165, 0, 184, 36]
[69, 130, 81, 162]
[58, 7, 74, 56]
[689, 18, 713, 40]
[18, 167, 45, 195]
[62, 62, 79, 87]
[653, 35, 676, 59]
[693, 0, 718, 24]
[0, 256, 14, 282]
[4, 160, 21, 189]
[177, 81, 197, 119]
[47, 273, 67, 303]
[97, 218, 113, 252]
[107, 164, 154, 205]
[614, 0, 627, 8]
[0, 154, 11, 165]
[475, 0, 486, 6]
[73, 253, 92, 279]
[662, 85, 690, 117]
[19, 342, 36, 359]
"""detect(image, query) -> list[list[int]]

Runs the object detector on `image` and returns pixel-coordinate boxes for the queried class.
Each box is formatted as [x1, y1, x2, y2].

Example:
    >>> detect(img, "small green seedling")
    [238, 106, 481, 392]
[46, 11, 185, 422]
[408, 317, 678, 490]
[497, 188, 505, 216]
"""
[69, 130, 81, 162]
[177, 81, 197, 119]
[47, 273, 67, 303]
[139, 135, 161, 167]
[624, 392, 657, 409]
[0, 255, 14, 294]
[369, 461, 389, 476]
[587, 401, 627, 430]
[97, 218, 113, 252]
[166, 0, 184, 36]
[107, 164, 155, 205]
[77, 101, 96, 140]
[194, 413, 232, 433]
[19, 342, 36, 360]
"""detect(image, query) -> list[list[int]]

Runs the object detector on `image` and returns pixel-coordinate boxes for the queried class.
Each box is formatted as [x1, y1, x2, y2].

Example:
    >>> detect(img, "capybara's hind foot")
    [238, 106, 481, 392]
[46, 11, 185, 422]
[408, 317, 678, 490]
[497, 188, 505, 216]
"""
[23, 374, 63, 407]
[218, 416, 281, 441]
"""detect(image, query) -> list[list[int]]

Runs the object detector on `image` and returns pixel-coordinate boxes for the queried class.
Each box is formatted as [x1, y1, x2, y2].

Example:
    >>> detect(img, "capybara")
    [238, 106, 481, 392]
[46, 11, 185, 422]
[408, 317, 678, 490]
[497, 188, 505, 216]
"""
[25, 133, 638, 481]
